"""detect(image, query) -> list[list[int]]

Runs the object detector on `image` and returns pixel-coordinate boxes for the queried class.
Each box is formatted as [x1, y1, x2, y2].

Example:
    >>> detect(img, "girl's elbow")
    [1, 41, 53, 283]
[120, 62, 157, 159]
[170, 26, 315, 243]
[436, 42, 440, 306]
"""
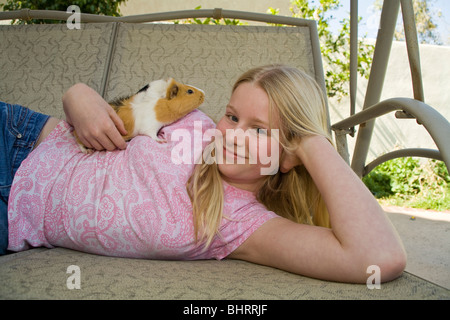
[352, 243, 407, 284]
[366, 245, 407, 284]
[380, 248, 407, 282]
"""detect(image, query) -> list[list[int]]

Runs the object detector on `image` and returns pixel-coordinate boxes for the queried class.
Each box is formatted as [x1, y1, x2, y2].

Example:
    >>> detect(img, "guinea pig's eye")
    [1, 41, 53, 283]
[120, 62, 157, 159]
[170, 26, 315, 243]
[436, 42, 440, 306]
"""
[187, 89, 194, 94]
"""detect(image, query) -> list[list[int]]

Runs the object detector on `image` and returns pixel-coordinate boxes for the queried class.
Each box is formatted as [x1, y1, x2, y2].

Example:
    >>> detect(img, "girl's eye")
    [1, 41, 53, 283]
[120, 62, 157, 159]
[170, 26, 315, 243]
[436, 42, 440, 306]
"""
[227, 114, 238, 122]
[250, 128, 268, 136]
[256, 128, 268, 136]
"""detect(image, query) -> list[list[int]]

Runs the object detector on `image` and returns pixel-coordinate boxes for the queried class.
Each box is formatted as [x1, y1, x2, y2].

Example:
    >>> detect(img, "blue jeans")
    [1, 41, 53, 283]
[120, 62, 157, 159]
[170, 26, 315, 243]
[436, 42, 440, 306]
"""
[0, 102, 50, 254]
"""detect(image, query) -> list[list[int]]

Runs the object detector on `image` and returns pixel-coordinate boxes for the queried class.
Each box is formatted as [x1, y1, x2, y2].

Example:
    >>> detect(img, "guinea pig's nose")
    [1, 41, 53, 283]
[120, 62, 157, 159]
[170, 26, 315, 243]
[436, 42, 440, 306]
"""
[187, 89, 194, 94]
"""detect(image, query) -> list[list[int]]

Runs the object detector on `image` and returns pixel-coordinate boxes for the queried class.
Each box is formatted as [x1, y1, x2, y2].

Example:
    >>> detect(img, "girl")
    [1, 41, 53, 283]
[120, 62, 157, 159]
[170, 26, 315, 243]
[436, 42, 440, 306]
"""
[0, 65, 406, 284]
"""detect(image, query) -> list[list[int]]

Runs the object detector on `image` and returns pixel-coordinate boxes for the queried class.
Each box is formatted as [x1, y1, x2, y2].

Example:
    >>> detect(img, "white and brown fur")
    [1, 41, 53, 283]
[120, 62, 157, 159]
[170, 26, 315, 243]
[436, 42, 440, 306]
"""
[75, 78, 205, 153]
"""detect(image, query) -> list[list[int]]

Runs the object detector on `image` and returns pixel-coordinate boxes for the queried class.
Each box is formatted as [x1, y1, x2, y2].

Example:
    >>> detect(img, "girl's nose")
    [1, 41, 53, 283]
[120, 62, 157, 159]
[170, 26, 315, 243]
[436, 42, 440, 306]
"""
[225, 128, 247, 147]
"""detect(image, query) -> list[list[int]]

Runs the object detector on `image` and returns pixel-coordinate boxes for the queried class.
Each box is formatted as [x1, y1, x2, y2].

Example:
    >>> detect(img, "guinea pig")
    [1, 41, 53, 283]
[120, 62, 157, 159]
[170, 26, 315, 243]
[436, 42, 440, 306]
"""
[74, 78, 205, 153]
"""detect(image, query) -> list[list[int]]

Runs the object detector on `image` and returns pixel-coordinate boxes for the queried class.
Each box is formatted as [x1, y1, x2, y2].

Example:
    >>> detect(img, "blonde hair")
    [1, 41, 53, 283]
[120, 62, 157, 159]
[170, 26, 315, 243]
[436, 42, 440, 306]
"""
[187, 65, 331, 247]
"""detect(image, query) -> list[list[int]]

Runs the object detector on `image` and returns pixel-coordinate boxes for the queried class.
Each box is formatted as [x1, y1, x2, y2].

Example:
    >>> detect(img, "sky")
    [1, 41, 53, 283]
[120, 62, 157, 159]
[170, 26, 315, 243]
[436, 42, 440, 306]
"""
[331, 0, 450, 45]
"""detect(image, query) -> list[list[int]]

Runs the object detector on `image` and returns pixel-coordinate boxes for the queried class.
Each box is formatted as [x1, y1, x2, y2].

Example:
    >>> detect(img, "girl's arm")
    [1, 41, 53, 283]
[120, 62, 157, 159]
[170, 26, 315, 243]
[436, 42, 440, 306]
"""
[62, 83, 128, 151]
[229, 135, 406, 283]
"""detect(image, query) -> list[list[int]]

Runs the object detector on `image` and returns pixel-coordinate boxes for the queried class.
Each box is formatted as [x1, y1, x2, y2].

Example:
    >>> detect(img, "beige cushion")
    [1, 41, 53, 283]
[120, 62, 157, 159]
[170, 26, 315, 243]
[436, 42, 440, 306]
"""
[0, 23, 116, 119]
[104, 23, 317, 122]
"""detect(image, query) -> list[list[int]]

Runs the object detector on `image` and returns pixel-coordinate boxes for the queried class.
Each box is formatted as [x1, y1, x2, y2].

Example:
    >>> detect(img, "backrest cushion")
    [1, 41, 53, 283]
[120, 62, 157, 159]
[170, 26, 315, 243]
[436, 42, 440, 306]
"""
[105, 23, 317, 122]
[0, 23, 116, 118]
[1, 22, 321, 123]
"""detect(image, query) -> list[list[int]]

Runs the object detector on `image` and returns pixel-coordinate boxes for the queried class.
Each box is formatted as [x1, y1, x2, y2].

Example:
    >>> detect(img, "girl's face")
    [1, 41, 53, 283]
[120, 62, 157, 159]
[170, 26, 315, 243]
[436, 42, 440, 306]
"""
[215, 82, 281, 192]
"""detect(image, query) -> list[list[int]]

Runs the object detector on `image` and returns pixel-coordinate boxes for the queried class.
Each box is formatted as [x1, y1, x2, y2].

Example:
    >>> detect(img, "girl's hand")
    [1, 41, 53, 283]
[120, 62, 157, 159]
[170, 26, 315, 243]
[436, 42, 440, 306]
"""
[62, 83, 128, 151]
[280, 149, 301, 173]
[279, 135, 327, 173]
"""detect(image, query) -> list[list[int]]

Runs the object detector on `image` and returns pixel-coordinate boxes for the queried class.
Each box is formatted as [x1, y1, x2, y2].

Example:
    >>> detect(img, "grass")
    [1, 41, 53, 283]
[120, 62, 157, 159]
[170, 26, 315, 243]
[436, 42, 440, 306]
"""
[363, 157, 450, 212]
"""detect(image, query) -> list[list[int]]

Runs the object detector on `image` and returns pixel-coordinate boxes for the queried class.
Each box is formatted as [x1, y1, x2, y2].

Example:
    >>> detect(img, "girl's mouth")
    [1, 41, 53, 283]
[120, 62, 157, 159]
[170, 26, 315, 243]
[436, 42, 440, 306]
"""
[223, 146, 247, 161]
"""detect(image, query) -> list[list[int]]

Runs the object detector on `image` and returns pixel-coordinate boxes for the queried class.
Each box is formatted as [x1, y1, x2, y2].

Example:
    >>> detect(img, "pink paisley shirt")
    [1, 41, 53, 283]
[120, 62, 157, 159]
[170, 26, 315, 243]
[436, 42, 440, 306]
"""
[7, 110, 278, 260]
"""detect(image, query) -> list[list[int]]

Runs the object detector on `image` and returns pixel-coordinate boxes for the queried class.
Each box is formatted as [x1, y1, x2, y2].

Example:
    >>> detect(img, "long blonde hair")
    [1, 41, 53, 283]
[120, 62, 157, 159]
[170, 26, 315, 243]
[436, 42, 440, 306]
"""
[187, 65, 332, 248]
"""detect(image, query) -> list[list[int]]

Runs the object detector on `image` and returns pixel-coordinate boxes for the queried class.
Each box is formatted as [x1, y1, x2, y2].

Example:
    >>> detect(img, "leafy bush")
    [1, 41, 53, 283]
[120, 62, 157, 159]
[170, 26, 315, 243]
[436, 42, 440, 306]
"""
[363, 158, 450, 211]
[0, 0, 127, 24]
[289, 0, 374, 100]
[178, 1, 374, 100]
[362, 171, 393, 198]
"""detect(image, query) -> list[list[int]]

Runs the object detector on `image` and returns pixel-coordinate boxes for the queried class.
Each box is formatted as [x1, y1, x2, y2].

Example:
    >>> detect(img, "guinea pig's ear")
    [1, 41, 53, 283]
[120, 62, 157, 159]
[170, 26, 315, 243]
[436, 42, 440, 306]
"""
[168, 83, 179, 100]
[137, 84, 149, 94]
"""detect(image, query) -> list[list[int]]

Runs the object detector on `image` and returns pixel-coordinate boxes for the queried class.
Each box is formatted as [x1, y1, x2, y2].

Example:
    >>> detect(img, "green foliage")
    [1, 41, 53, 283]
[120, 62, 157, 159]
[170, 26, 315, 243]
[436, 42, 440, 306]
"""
[373, 0, 443, 45]
[289, 0, 374, 100]
[0, 0, 127, 24]
[363, 158, 450, 211]
[433, 159, 450, 183]
[183, 1, 374, 100]
[362, 171, 393, 198]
